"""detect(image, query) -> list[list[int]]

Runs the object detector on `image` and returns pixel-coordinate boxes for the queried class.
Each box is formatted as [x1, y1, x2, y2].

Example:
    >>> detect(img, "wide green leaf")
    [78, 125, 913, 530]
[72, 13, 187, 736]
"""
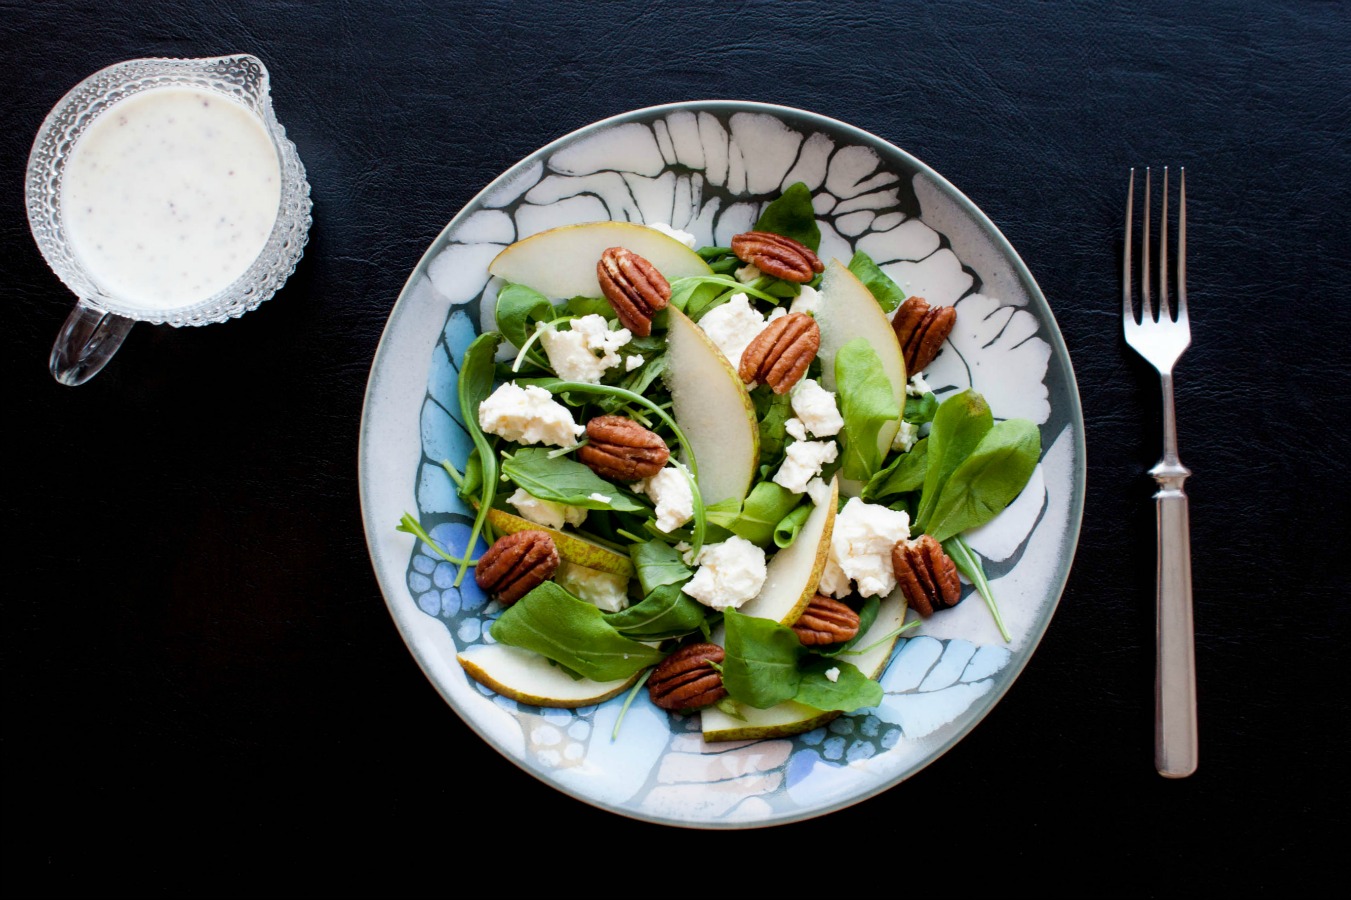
[629, 539, 692, 594]
[795, 658, 884, 712]
[847, 250, 905, 313]
[915, 389, 992, 532]
[494, 282, 556, 351]
[456, 332, 504, 586]
[603, 583, 708, 641]
[728, 481, 802, 547]
[835, 338, 902, 482]
[754, 181, 820, 252]
[862, 438, 929, 503]
[501, 449, 646, 512]
[925, 419, 1041, 542]
[489, 582, 666, 681]
[721, 609, 804, 709]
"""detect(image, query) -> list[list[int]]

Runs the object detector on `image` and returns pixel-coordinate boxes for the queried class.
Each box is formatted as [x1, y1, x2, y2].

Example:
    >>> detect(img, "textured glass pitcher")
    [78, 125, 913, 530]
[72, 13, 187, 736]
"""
[26, 54, 312, 386]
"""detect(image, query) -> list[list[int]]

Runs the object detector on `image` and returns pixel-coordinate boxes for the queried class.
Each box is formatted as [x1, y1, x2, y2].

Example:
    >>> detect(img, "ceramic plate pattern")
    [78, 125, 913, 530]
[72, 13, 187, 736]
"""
[359, 100, 1085, 829]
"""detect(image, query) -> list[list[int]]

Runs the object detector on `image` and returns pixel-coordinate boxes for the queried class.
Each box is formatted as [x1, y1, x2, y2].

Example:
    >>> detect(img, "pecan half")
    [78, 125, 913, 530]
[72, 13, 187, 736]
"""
[730, 231, 824, 283]
[596, 247, 670, 337]
[892, 535, 962, 617]
[647, 642, 727, 711]
[738, 312, 820, 394]
[791, 594, 861, 646]
[891, 296, 957, 374]
[474, 530, 559, 606]
[578, 415, 670, 481]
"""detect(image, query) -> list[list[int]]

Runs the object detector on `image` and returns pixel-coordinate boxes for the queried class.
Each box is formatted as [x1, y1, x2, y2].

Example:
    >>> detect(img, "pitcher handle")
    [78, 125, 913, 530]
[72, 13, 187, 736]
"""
[50, 299, 135, 386]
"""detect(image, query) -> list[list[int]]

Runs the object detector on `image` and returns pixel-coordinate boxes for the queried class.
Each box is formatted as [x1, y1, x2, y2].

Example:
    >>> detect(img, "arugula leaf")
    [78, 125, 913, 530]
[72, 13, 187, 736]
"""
[904, 391, 939, 425]
[598, 354, 667, 413]
[494, 283, 556, 353]
[629, 539, 692, 594]
[772, 502, 813, 549]
[925, 418, 1041, 543]
[914, 389, 992, 533]
[944, 534, 1011, 642]
[753, 388, 793, 471]
[728, 481, 801, 548]
[862, 437, 929, 503]
[847, 251, 905, 313]
[834, 338, 902, 482]
[501, 448, 646, 512]
[795, 658, 883, 711]
[720, 609, 804, 709]
[603, 583, 707, 641]
[456, 332, 504, 587]
[704, 497, 744, 531]
[489, 582, 666, 681]
[754, 181, 820, 252]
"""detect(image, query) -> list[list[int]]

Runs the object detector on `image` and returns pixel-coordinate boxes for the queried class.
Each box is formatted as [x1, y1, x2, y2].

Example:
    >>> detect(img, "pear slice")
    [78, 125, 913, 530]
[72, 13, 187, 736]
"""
[458, 642, 640, 708]
[700, 590, 909, 742]
[815, 259, 908, 485]
[487, 221, 712, 299]
[484, 507, 634, 579]
[664, 306, 760, 506]
[734, 476, 838, 624]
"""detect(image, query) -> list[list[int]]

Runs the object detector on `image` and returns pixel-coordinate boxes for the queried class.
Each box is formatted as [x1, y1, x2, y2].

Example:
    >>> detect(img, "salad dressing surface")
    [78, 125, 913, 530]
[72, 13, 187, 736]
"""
[60, 85, 281, 311]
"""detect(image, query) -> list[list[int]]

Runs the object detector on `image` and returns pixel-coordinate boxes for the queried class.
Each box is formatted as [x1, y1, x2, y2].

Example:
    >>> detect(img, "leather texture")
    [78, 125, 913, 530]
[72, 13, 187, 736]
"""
[3, 0, 1346, 896]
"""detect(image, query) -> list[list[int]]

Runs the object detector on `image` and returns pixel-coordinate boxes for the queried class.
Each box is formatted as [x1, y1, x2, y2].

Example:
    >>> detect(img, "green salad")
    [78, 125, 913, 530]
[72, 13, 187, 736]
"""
[399, 183, 1041, 741]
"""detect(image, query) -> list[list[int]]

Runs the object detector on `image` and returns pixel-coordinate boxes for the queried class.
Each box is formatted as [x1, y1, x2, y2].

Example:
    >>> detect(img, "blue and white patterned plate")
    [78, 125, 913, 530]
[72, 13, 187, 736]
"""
[359, 100, 1085, 829]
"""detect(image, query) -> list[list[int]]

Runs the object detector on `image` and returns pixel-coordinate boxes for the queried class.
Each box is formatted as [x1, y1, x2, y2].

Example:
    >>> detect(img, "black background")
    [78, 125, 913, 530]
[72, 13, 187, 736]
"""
[4, 2, 1347, 897]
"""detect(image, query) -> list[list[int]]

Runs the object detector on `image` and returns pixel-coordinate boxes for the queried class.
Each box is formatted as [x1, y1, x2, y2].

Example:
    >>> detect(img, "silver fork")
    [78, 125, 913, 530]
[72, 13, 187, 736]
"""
[1123, 167, 1197, 778]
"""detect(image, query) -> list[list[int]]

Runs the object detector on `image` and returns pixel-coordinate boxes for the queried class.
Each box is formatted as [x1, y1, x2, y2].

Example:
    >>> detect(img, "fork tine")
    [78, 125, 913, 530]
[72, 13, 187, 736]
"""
[1124, 168, 1135, 325]
[1177, 167, 1188, 325]
[1142, 167, 1153, 322]
[1160, 167, 1170, 320]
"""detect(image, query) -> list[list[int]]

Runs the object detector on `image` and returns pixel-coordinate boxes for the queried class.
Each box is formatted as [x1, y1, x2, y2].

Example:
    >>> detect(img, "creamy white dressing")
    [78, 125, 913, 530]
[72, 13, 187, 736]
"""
[60, 86, 281, 311]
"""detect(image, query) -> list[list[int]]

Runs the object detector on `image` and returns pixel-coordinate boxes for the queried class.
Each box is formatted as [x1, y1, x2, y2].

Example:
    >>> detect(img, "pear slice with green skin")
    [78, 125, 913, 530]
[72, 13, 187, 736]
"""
[457, 642, 640, 708]
[700, 589, 909, 742]
[664, 305, 760, 507]
[484, 507, 634, 579]
[814, 259, 908, 493]
[487, 221, 713, 299]
[734, 476, 838, 625]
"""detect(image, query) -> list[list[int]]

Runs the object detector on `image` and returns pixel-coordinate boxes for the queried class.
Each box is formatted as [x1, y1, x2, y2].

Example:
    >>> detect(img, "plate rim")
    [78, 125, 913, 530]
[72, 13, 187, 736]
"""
[358, 98, 1087, 829]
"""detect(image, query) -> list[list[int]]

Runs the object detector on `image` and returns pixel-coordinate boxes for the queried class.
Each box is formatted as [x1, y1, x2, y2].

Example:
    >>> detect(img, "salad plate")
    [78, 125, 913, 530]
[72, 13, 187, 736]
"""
[358, 100, 1085, 829]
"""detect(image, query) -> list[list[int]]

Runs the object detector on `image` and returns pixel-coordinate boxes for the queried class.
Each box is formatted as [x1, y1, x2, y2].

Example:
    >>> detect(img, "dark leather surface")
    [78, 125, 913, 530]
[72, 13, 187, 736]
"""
[4, 1, 1347, 896]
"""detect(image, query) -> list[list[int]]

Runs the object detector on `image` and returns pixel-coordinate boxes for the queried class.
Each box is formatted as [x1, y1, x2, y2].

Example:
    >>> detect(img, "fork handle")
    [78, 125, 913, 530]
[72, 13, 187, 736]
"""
[1153, 472, 1197, 778]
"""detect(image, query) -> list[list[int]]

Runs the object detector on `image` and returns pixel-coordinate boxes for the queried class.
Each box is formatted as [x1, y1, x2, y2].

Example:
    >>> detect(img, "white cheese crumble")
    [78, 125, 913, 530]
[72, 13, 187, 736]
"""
[648, 221, 698, 249]
[825, 666, 841, 683]
[697, 293, 785, 371]
[785, 417, 808, 442]
[506, 488, 587, 530]
[478, 382, 585, 448]
[735, 263, 762, 283]
[820, 497, 912, 599]
[675, 541, 695, 565]
[891, 419, 918, 453]
[633, 463, 694, 533]
[805, 477, 832, 508]
[625, 354, 644, 372]
[681, 536, 768, 610]
[588, 492, 612, 504]
[773, 439, 839, 494]
[789, 284, 822, 316]
[554, 561, 630, 613]
[906, 372, 932, 397]
[790, 378, 843, 438]
[537, 315, 632, 384]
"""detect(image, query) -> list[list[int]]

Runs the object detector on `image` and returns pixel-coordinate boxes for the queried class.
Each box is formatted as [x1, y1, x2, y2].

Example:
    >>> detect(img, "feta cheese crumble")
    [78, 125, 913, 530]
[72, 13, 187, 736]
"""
[681, 536, 768, 610]
[507, 488, 587, 530]
[647, 221, 698, 249]
[785, 417, 808, 442]
[906, 372, 932, 397]
[773, 439, 839, 494]
[537, 314, 632, 384]
[825, 666, 841, 683]
[789, 284, 822, 316]
[735, 263, 762, 283]
[891, 419, 918, 453]
[554, 561, 630, 613]
[789, 379, 843, 438]
[588, 492, 612, 504]
[625, 354, 644, 372]
[478, 382, 585, 448]
[697, 293, 785, 371]
[633, 464, 694, 533]
[820, 497, 912, 599]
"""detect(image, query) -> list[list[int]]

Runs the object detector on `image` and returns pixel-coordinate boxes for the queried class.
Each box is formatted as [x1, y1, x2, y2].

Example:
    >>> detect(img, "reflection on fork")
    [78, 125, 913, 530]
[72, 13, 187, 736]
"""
[1123, 167, 1197, 778]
